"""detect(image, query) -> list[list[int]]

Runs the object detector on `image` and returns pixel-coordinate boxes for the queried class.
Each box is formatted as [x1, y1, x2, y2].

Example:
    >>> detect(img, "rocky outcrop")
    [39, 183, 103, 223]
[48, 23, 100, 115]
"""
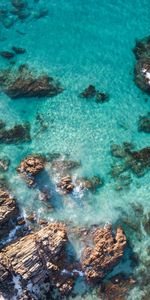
[0, 65, 63, 99]
[0, 223, 75, 298]
[0, 187, 19, 239]
[81, 225, 126, 283]
[0, 122, 31, 144]
[17, 154, 46, 186]
[133, 36, 150, 94]
[134, 58, 150, 94]
[133, 36, 150, 60]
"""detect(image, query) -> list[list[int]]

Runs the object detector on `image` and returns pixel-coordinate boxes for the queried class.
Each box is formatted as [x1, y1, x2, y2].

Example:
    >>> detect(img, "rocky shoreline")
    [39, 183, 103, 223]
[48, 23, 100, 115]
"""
[0, 8, 149, 298]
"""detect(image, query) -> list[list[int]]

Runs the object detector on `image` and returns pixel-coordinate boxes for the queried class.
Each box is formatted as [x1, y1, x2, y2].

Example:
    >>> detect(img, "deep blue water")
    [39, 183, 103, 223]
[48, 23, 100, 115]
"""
[0, 0, 150, 299]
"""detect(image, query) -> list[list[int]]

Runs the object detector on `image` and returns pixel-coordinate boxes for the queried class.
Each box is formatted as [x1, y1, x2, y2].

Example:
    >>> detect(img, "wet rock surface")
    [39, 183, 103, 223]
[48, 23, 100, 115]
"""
[0, 222, 76, 298]
[17, 154, 46, 186]
[0, 65, 63, 99]
[133, 36, 150, 94]
[81, 225, 126, 282]
[0, 186, 19, 239]
[0, 122, 31, 144]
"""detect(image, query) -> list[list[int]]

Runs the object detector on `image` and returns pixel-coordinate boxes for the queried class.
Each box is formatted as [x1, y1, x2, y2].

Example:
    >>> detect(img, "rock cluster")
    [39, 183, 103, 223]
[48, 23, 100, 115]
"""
[133, 36, 150, 94]
[0, 47, 26, 60]
[0, 121, 30, 144]
[0, 0, 49, 30]
[81, 225, 126, 282]
[0, 186, 19, 239]
[110, 143, 150, 182]
[80, 85, 109, 103]
[0, 221, 128, 299]
[17, 154, 45, 186]
[0, 65, 63, 99]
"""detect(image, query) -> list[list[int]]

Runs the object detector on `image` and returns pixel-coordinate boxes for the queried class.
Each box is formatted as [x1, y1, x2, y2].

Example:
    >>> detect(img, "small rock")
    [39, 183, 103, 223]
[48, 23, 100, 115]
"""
[80, 85, 96, 98]
[0, 51, 15, 59]
[12, 46, 26, 54]
[95, 92, 109, 103]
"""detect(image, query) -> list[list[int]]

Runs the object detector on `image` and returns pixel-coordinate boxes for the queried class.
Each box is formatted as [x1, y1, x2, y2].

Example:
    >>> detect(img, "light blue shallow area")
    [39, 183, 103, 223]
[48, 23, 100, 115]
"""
[0, 0, 150, 298]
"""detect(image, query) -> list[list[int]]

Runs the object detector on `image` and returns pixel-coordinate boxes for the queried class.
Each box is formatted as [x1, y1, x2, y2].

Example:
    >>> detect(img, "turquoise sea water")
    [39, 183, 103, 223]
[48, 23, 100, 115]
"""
[0, 0, 150, 299]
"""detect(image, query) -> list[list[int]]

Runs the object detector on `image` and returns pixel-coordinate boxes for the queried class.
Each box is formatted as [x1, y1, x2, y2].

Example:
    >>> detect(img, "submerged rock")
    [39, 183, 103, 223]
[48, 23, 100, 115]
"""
[99, 274, 135, 300]
[0, 122, 31, 144]
[51, 159, 80, 174]
[110, 142, 150, 178]
[138, 113, 150, 133]
[0, 51, 15, 59]
[80, 85, 96, 98]
[17, 154, 45, 186]
[11, 0, 28, 9]
[0, 186, 19, 239]
[12, 46, 26, 54]
[95, 92, 109, 103]
[80, 85, 109, 103]
[0, 157, 10, 172]
[0, 65, 63, 99]
[81, 225, 126, 283]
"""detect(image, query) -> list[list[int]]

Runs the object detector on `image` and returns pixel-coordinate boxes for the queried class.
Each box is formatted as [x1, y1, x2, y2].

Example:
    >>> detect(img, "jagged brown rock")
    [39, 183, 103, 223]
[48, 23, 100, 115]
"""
[81, 225, 126, 283]
[0, 223, 75, 298]
[17, 154, 46, 186]
[0, 187, 19, 239]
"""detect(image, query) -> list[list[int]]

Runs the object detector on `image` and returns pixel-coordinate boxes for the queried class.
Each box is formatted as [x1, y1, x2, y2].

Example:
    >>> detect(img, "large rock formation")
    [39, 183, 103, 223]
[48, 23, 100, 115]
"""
[133, 36, 150, 94]
[17, 154, 46, 186]
[0, 187, 19, 239]
[0, 65, 63, 99]
[0, 223, 75, 298]
[81, 225, 126, 283]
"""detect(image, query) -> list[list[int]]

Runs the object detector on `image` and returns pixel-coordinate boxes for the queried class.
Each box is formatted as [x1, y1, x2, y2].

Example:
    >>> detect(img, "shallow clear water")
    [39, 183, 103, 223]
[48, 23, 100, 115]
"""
[0, 0, 150, 299]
